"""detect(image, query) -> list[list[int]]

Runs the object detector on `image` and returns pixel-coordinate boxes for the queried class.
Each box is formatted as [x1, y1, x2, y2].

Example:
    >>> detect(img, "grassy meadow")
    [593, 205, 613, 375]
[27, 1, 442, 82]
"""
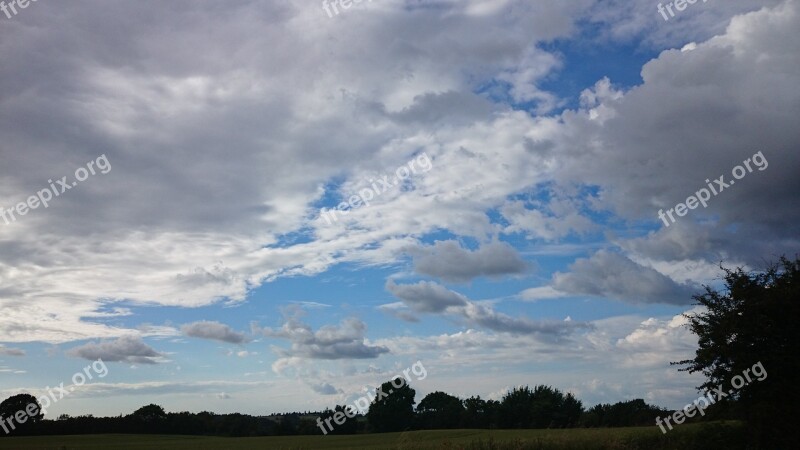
[0, 422, 746, 450]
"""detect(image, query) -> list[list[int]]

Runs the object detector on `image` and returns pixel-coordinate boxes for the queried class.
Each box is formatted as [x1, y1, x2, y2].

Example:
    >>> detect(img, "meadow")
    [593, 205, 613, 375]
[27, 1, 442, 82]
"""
[0, 422, 745, 450]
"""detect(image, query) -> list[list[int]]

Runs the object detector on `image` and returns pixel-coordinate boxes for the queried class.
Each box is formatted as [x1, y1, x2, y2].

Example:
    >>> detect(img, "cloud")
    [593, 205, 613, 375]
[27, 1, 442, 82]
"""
[67, 336, 165, 364]
[263, 316, 389, 360]
[181, 321, 248, 344]
[0, 345, 25, 356]
[519, 286, 568, 301]
[386, 279, 469, 313]
[308, 382, 343, 396]
[0, 0, 794, 352]
[552, 251, 698, 305]
[386, 280, 590, 337]
[409, 240, 527, 282]
[500, 195, 597, 242]
[0, 0, 586, 343]
[377, 302, 420, 323]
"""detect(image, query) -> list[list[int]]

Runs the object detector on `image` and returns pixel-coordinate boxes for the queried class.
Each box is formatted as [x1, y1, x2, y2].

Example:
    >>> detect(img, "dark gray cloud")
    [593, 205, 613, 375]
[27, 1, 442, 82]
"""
[548, 0, 800, 268]
[181, 321, 248, 344]
[409, 240, 527, 282]
[67, 336, 165, 364]
[552, 251, 699, 305]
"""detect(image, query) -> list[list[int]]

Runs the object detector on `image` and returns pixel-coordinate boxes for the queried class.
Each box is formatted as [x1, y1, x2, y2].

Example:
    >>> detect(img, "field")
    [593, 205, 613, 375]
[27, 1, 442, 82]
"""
[0, 422, 746, 450]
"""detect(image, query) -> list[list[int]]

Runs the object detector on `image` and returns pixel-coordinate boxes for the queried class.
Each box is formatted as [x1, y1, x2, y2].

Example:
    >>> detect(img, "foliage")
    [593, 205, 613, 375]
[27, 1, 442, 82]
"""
[674, 256, 800, 448]
[499, 385, 582, 429]
[0, 394, 43, 436]
[367, 380, 416, 432]
[416, 391, 465, 429]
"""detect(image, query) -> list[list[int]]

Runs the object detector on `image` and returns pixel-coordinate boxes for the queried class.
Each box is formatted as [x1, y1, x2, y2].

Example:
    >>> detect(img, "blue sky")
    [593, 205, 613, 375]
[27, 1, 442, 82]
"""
[1, 0, 798, 418]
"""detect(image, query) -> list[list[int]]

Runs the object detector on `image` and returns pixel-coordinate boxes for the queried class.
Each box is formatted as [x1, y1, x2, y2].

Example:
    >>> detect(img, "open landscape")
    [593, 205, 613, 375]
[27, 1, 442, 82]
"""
[1, 0, 798, 448]
[0, 423, 747, 450]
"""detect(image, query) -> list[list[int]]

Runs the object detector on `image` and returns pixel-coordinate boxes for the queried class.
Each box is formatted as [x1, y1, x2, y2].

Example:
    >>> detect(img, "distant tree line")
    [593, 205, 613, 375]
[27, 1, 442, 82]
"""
[1, 384, 673, 438]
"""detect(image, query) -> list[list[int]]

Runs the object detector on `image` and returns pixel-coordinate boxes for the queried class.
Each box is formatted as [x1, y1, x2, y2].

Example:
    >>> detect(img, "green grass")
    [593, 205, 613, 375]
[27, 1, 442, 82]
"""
[0, 422, 746, 450]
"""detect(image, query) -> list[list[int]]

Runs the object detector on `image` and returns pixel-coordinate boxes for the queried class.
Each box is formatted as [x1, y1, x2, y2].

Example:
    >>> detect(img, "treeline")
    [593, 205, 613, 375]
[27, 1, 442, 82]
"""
[1, 383, 678, 437]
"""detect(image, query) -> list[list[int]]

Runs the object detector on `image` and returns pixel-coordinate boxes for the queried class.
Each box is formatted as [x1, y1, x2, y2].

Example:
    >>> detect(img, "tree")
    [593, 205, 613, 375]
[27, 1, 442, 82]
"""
[554, 392, 583, 428]
[0, 393, 43, 435]
[461, 396, 499, 429]
[131, 404, 167, 422]
[499, 385, 582, 429]
[367, 380, 415, 432]
[128, 404, 167, 433]
[675, 257, 800, 448]
[416, 391, 464, 429]
[581, 399, 667, 428]
[318, 405, 358, 435]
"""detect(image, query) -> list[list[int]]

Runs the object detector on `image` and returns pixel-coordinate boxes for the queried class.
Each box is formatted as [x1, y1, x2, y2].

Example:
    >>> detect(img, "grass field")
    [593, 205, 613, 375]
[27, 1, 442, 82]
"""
[0, 422, 746, 450]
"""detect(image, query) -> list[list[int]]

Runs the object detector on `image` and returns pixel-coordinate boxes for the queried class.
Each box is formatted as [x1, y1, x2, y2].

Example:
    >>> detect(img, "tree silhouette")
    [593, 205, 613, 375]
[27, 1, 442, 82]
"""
[318, 405, 358, 434]
[366, 380, 415, 432]
[675, 257, 800, 448]
[416, 391, 464, 429]
[0, 393, 43, 435]
[131, 404, 167, 422]
[462, 395, 500, 429]
[499, 385, 583, 429]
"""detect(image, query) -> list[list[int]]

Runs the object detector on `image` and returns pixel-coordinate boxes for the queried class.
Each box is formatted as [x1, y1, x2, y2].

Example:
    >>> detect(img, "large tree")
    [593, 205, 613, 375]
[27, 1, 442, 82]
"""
[461, 396, 500, 429]
[416, 391, 464, 429]
[675, 257, 799, 448]
[366, 380, 415, 433]
[0, 393, 43, 435]
[499, 385, 582, 429]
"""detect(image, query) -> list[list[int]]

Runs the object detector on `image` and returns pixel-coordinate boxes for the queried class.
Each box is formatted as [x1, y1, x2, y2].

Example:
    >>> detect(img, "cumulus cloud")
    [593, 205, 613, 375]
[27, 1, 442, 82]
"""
[263, 317, 389, 360]
[67, 336, 165, 364]
[386, 279, 469, 313]
[181, 321, 248, 344]
[386, 280, 590, 337]
[500, 195, 597, 242]
[552, 251, 699, 305]
[409, 240, 527, 282]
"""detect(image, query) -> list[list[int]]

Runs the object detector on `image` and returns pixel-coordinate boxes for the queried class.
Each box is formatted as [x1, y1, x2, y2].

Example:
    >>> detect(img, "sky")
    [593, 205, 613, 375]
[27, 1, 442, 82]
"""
[0, 0, 798, 418]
